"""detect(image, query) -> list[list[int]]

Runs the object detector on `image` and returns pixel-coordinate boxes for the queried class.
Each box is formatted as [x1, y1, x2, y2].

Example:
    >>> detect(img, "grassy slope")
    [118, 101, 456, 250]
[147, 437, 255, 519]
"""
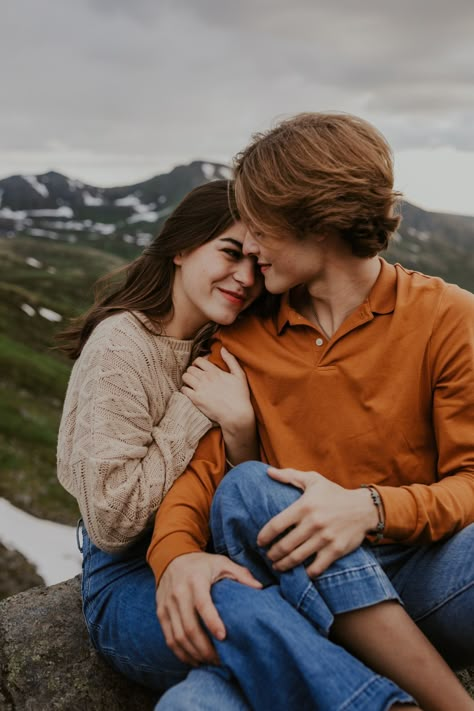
[0, 235, 125, 524]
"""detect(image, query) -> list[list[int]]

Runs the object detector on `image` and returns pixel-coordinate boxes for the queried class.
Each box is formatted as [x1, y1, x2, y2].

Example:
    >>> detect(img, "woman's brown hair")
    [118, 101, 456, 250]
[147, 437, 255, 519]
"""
[234, 112, 402, 258]
[57, 180, 245, 359]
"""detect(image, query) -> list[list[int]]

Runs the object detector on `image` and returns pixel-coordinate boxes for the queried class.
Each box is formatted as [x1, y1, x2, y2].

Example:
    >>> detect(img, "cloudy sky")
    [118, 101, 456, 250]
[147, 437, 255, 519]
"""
[2, 0, 474, 215]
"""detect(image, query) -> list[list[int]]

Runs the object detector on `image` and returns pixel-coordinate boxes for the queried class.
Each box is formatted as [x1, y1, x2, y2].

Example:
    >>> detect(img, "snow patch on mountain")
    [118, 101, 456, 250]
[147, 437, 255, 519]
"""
[0, 207, 27, 221]
[83, 191, 103, 206]
[218, 166, 233, 180]
[28, 206, 74, 218]
[23, 175, 49, 198]
[114, 194, 142, 207]
[202, 163, 216, 180]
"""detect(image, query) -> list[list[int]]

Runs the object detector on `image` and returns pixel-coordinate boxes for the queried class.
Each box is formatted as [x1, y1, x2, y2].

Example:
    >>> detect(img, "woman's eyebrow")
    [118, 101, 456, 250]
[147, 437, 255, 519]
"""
[218, 238, 243, 250]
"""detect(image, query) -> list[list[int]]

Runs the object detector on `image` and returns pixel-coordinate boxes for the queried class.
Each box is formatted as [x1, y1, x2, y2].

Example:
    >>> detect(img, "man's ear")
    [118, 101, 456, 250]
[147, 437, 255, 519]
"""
[173, 253, 183, 266]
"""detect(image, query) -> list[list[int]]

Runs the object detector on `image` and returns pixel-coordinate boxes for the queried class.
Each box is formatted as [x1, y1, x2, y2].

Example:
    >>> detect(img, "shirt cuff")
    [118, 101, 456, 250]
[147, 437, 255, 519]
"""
[147, 532, 203, 586]
[371, 484, 418, 542]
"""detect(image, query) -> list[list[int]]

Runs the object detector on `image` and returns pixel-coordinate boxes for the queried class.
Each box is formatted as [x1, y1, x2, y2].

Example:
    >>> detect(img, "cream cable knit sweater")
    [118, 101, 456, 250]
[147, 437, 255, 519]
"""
[57, 311, 212, 553]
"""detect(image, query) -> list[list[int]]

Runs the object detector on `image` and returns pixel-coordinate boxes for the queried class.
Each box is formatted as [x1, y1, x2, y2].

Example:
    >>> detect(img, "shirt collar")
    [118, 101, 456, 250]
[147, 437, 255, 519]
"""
[276, 257, 397, 334]
[367, 258, 397, 315]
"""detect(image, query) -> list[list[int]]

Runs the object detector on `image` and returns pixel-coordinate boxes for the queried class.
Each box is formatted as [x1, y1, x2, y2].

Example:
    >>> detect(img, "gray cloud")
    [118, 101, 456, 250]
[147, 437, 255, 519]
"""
[1, 0, 473, 185]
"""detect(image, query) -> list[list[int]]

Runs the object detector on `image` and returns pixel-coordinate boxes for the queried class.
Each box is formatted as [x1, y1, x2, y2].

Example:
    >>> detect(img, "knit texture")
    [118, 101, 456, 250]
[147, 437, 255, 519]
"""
[57, 311, 212, 553]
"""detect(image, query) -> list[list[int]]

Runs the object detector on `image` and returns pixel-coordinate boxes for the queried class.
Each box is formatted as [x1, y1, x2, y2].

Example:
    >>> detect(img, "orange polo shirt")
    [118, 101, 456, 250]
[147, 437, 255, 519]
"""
[147, 259, 474, 584]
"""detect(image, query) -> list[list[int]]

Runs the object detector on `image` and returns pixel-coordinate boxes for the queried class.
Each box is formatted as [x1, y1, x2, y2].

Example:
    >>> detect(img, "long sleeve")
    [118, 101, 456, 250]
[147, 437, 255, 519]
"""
[57, 313, 212, 553]
[375, 285, 474, 543]
[147, 426, 226, 585]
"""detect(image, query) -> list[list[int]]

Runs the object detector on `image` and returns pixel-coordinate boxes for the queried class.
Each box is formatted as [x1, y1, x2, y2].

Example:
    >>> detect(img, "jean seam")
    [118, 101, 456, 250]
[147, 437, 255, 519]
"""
[338, 676, 412, 711]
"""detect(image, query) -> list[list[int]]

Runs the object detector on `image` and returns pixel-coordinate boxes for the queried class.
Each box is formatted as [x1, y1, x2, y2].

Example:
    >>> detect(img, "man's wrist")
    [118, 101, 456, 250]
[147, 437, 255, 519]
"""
[357, 486, 381, 532]
[360, 485, 385, 542]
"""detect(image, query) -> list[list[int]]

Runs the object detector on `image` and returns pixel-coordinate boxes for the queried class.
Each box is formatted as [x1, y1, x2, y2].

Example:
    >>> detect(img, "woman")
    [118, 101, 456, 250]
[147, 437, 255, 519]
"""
[56, 180, 266, 697]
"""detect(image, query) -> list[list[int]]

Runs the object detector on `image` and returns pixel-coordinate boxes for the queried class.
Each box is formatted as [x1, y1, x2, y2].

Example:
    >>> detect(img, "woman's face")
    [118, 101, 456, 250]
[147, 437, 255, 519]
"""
[172, 222, 263, 336]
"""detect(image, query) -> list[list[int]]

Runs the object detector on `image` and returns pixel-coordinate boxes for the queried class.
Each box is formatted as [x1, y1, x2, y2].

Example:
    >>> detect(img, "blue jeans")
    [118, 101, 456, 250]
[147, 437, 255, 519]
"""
[81, 527, 410, 710]
[80, 461, 473, 708]
[209, 462, 473, 670]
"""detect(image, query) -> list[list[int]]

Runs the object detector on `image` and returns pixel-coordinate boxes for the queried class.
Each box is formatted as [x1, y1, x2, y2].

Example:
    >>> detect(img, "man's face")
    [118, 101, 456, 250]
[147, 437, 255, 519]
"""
[242, 226, 326, 294]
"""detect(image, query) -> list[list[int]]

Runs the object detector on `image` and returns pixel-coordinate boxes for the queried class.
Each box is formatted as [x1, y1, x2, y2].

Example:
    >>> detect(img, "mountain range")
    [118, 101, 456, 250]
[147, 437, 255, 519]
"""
[1, 161, 473, 291]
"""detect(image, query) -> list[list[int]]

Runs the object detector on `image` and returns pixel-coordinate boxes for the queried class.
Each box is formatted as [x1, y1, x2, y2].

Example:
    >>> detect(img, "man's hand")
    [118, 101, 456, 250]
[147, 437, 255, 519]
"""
[257, 467, 379, 577]
[156, 552, 262, 667]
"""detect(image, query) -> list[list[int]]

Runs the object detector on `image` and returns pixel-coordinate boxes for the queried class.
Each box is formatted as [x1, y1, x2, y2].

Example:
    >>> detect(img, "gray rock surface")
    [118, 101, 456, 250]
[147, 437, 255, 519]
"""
[0, 576, 156, 710]
[0, 576, 472, 709]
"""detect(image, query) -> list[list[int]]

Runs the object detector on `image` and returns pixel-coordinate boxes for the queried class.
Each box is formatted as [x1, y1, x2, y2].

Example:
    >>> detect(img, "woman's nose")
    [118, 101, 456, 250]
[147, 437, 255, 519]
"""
[234, 258, 256, 286]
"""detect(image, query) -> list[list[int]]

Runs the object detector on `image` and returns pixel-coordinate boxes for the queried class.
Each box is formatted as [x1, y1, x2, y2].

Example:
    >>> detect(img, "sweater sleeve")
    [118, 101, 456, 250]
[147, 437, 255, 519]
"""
[58, 327, 212, 553]
[147, 426, 226, 585]
[374, 285, 474, 543]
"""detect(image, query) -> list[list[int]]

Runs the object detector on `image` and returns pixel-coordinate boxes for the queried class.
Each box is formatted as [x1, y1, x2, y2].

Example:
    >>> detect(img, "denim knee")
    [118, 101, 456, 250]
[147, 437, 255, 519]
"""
[211, 461, 269, 513]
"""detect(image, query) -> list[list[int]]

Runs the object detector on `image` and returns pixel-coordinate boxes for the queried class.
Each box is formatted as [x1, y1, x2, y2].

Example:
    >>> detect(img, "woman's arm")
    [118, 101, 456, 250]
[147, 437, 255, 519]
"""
[57, 316, 212, 553]
[181, 346, 259, 465]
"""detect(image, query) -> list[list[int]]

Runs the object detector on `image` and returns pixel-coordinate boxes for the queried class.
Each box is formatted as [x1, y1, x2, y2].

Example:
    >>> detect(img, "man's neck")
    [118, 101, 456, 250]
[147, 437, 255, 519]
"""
[294, 256, 381, 339]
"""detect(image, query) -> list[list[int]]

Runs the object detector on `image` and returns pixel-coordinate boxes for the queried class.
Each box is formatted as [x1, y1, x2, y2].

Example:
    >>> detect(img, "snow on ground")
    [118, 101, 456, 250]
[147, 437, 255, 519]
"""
[0, 498, 82, 586]
[23, 175, 49, 198]
[25, 257, 42, 268]
[38, 307, 62, 322]
[20, 303, 36, 317]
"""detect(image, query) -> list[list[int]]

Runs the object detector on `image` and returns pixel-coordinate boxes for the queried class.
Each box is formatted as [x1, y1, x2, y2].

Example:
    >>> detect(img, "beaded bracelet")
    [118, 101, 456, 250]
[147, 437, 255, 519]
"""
[361, 484, 385, 543]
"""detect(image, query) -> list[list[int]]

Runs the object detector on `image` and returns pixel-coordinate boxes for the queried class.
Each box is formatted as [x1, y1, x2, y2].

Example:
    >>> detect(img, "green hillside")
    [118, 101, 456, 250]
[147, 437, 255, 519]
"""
[0, 235, 125, 524]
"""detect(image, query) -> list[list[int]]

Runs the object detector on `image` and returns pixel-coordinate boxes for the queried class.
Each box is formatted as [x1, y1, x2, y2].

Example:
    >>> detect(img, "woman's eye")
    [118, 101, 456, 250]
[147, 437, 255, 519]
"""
[223, 249, 242, 259]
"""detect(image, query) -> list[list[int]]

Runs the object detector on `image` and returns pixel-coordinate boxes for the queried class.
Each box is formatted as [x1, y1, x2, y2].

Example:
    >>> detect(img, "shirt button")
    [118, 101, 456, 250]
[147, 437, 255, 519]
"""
[315, 338, 324, 346]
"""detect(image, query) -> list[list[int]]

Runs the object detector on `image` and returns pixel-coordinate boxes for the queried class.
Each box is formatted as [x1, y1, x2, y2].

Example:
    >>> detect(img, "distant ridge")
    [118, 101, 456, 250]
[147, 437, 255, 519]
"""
[0, 161, 472, 292]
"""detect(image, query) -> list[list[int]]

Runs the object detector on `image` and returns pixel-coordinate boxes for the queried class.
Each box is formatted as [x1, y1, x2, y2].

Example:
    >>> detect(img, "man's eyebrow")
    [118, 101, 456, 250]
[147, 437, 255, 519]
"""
[218, 238, 243, 249]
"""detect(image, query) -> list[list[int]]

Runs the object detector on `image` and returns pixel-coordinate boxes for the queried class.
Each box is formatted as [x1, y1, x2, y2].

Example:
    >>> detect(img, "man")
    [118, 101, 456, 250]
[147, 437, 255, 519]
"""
[149, 113, 474, 710]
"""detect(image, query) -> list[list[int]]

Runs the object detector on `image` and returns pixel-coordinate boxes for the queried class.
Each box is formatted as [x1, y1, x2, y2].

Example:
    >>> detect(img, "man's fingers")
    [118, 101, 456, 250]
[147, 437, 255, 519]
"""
[195, 591, 227, 642]
[160, 609, 199, 666]
[265, 521, 316, 564]
[221, 560, 263, 590]
[272, 537, 320, 571]
[305, 547, 338, 578]
[257, 502, 300, 547]
[266, 466, 312, 490]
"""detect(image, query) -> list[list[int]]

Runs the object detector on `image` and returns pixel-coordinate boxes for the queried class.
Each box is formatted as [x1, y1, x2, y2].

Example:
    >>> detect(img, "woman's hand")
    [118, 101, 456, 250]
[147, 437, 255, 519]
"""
[257, 467, 379, 577]
[156, 552, 262, 667]
[182, 347, 259, 464]
[182, 347, 253, 431]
